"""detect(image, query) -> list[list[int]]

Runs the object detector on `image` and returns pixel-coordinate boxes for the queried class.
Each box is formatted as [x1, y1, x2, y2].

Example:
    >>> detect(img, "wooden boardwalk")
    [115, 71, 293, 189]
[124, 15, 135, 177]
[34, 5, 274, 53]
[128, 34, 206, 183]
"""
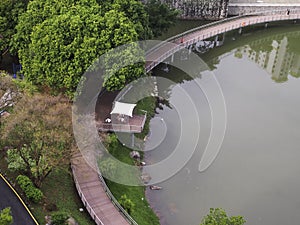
[146, 9, 300, 72]
[71, 151, 130, 225]
[97, 114, 146, 133]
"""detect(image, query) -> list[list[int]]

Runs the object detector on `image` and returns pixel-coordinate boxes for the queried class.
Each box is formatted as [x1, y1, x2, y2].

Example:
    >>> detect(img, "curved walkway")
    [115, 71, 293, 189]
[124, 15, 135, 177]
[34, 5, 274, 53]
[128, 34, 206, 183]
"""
[0, 174, 38, 225]
[146, 9, 300, 72]
[71, 152, 130, 225]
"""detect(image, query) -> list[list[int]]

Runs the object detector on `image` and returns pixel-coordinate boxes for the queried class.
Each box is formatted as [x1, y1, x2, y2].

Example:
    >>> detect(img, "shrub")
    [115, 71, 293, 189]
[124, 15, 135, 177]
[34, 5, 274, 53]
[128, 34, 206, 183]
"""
[119, 194, 135, 215]
[51, 211, 69, 225]
[16, 175, 43, 203]
[0, 207, 13, 225]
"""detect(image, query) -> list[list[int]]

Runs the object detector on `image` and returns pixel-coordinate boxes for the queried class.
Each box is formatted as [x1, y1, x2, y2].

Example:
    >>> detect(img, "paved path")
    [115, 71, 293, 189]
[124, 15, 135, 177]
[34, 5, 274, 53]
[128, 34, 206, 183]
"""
[71, 152, 130, 225]
[0, 174, 38, 225]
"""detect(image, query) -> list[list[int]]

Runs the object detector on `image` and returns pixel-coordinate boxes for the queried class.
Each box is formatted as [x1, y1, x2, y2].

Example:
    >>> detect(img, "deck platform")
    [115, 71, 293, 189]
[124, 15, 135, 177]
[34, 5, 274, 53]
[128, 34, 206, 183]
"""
[97, 114, 146, 133]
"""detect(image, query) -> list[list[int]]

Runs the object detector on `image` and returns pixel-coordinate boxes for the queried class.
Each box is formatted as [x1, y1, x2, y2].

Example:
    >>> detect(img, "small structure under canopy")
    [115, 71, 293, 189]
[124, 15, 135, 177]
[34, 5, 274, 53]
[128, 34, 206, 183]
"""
[110, 101, 136, 117]
[97, 101, 146, 133]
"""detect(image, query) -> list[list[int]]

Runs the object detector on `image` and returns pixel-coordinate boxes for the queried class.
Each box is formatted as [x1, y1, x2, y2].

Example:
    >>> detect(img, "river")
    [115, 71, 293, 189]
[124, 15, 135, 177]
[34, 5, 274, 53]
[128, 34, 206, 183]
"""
[145, 20, 300, 225]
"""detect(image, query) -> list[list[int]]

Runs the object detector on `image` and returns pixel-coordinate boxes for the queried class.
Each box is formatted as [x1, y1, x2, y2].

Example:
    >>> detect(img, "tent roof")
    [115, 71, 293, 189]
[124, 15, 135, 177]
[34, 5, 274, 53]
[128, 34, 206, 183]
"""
[110, 101, 136, 117]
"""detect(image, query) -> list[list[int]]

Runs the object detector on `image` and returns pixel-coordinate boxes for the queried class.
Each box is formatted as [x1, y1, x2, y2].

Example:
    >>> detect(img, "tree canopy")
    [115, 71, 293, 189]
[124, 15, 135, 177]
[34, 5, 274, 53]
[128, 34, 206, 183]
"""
[0, 0, 27, 55]
[1, 94, 73, 187]
[200, 208, 246, 225]
[145, 0, 179, 37]
[12, 0, 149, 95]
[10, 0, 179, 95]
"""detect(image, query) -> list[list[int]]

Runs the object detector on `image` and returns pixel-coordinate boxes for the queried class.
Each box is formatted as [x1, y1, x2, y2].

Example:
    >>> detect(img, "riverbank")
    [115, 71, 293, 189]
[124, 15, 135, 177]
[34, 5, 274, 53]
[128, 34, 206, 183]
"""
[103, 96, 160, 225]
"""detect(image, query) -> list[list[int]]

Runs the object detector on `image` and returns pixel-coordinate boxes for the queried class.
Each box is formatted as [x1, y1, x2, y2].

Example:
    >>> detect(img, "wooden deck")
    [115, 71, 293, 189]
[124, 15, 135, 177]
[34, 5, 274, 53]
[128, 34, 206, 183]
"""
[97, 114, 146, 133]
[95, 91, 147, 133]
[71, 152, 130, 225]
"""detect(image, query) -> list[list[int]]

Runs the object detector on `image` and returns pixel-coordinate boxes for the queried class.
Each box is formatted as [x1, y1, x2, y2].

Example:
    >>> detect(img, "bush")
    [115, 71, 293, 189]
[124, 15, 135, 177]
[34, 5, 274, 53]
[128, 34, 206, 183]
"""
[119, 194, 135, 215]
[16, 175, 43, 203]
[51, 211, 69, 225]
[0, 207, 13, 225]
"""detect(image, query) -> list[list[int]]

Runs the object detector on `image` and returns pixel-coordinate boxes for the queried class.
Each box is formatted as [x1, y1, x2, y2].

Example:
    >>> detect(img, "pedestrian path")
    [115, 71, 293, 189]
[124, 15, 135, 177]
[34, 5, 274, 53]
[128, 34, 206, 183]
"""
[71, 152, 130, 225]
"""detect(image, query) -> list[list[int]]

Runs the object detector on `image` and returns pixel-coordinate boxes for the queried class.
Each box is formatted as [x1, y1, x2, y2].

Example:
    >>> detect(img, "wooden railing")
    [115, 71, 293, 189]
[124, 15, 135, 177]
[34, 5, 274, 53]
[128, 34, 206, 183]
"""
[71, 165, 105, 225]
[97, 175, 139, 225]
[72, 164, 138, 225]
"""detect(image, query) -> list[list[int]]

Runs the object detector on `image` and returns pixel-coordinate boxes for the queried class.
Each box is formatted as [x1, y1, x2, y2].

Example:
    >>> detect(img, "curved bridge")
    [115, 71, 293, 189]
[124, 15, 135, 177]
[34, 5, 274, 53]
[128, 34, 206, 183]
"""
[146, 9, 300, 72]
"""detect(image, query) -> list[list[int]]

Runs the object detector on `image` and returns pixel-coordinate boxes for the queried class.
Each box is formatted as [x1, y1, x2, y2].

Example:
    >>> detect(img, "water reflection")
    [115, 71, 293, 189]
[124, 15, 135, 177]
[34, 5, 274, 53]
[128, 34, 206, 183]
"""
[147, 26, 300, 225]
[234, 33, 300, 82]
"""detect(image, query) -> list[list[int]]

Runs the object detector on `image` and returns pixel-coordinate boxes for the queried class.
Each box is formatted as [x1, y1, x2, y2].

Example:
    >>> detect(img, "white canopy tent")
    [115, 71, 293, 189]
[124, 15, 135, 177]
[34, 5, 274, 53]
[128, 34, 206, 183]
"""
[110, 101, 136, 117]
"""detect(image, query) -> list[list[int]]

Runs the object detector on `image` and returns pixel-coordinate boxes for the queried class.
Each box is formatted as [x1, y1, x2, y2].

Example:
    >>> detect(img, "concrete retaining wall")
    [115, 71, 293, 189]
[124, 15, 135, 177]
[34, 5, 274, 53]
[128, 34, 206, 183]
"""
[160, 0, 229, 19]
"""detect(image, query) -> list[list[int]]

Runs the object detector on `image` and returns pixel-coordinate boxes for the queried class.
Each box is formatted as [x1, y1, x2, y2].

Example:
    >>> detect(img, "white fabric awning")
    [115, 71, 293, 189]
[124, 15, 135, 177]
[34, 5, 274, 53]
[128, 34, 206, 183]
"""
[110, 101, 136, 117]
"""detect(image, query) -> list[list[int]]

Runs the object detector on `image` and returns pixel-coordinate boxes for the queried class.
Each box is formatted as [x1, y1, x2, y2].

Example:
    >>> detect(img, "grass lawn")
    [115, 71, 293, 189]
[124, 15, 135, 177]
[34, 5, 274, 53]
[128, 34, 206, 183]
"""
[34, 168, 95, 225]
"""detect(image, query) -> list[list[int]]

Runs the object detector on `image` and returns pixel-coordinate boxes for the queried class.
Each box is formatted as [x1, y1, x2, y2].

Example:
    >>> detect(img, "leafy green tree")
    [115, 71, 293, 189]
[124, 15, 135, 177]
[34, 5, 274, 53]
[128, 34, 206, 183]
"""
[0, 0, 27, 55]
[12, 0, 147, 95]
[0, 207, 13, 225]
[1, 94, 73, 187]
[145, 0, 179, 37]
[102, 0, 153, 39]
[200, 208, 246, 225]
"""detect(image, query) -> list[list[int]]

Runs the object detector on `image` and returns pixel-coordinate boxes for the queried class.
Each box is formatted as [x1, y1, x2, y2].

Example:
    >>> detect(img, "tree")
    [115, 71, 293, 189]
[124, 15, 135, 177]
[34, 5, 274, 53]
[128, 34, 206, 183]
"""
[12, 0, 147, 95]
[0, 0, 28, 55]
[145, 0, 179, 37]
[1, 94, 73, 187]
[0, 207, 13, 225]
[101, 0, 153, 39]
[200, 208, 246, 225]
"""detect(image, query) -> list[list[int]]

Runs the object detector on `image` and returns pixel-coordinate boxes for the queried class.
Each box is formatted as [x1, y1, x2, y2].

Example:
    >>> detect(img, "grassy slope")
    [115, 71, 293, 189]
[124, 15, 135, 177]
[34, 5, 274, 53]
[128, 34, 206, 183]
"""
[105, 96, 160, 225]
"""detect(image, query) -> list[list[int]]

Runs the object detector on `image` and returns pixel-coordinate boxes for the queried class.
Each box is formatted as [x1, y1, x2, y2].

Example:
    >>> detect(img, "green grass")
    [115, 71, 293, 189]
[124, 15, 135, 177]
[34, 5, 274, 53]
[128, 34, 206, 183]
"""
[106, 180, 159, 225]
[105, 143, 159, 225]
[104, 96, 160, 225]
[134, 96, 157, 140]
[34, 168, 95, 225]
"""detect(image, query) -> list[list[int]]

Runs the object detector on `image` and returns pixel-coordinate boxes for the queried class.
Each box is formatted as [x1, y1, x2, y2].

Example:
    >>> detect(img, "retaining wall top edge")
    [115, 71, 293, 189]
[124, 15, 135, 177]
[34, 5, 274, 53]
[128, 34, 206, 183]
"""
[229, 3, 300, 7]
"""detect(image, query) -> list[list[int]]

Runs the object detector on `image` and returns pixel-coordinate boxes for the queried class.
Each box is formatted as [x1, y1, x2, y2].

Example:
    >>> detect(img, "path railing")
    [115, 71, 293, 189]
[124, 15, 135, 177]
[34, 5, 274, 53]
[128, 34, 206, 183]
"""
[97, 175, 139, 225]
[71, 165, 105, 225]
[72, 164, 138, 225]
[145, 9, 300, 72]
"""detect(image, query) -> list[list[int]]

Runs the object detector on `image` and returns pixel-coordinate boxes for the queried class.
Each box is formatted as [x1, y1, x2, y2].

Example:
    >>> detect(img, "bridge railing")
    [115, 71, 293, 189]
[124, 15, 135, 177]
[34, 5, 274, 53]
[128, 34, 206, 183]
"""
[145, 9, 300, 72]
[97, 175, 139, 225]
[161, 9, 300, 45]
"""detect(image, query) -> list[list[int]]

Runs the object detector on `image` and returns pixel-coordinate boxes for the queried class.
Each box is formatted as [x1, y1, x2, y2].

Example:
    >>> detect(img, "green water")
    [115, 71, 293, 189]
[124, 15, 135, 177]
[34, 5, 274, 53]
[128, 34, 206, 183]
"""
[145, 20, 300, 225]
